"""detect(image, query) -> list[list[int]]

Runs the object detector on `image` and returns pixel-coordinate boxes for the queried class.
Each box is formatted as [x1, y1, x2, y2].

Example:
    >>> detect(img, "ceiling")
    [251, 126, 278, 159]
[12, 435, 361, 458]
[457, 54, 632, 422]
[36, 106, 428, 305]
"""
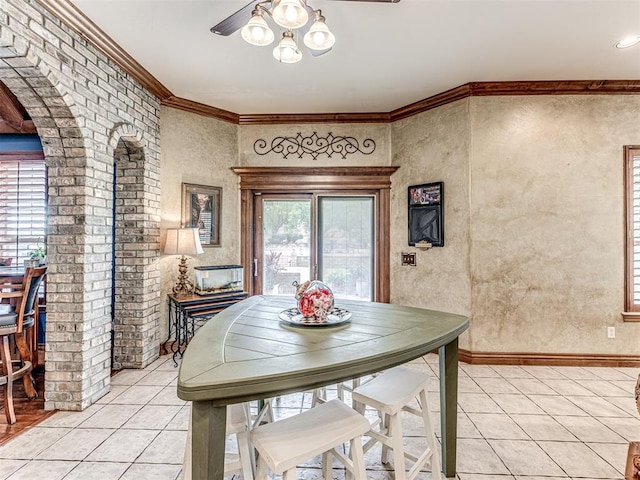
[53, 0, 640, 115]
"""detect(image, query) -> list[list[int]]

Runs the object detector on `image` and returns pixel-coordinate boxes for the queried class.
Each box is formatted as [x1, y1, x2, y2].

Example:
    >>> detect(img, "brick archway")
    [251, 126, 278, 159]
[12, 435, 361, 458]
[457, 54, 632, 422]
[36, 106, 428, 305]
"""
[0, 44, 103, 411]
[110, 124, 161, 370]
[0, 2, 162, 411]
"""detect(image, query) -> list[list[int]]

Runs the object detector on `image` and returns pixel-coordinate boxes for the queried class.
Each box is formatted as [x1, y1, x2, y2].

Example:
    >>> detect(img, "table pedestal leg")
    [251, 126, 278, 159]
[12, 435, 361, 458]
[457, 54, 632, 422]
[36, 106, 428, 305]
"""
[439, 338, 459, 478]
[191, 401, 227, 480]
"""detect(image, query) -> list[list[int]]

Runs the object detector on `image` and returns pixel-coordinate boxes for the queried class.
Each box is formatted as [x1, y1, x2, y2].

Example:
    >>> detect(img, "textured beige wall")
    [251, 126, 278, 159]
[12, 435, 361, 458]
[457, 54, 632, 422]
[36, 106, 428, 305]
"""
[469, 95, 639, 354]
[159, 107, 240, 340]
[390, 101, 473, 349]
[239, 124, 390, 166]
[391, 94, 640, 356]
[160, 94, 640, 357]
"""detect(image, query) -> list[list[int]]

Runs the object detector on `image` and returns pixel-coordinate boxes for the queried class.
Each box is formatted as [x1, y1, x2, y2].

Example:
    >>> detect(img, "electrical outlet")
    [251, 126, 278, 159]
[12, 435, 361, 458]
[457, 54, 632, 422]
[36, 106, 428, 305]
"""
[607, 326, 615, 339]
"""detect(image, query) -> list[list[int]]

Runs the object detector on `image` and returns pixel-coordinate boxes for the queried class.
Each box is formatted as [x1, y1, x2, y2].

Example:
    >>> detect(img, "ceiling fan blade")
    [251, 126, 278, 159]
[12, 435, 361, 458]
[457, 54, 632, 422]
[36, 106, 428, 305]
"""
[211, 0, 262, 36]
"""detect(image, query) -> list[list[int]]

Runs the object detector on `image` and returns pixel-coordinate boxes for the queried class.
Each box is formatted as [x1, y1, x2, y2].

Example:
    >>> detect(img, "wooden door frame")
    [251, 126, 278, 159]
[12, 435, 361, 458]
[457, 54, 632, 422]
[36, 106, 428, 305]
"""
[231, 166, 399, 302]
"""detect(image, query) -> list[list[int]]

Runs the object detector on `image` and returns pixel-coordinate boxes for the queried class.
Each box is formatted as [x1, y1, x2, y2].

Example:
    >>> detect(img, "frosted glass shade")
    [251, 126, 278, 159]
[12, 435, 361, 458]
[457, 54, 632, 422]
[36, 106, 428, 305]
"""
[273, 31, 302, 63]
[303, 16, 335, 50]
[272, 0, 309, 29]
[241, 11, 275, 46]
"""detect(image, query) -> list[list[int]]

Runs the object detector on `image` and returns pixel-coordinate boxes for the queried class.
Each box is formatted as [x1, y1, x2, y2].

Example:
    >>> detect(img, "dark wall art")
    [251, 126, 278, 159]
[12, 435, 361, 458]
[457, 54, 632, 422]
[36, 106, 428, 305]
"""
[408, 182, 444, 248]
[253, 132, 376, 160]
[182, 183, 222, 247]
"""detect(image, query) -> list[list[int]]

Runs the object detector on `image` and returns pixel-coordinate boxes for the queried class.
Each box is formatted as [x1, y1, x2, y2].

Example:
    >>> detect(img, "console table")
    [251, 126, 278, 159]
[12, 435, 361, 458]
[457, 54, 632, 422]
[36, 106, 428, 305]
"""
[165, 291, 248, 366]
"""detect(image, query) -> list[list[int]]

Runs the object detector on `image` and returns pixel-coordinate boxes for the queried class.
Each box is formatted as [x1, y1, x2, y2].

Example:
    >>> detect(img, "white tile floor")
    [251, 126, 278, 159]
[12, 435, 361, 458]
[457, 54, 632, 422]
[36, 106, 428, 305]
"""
[0, 353, 637, 479]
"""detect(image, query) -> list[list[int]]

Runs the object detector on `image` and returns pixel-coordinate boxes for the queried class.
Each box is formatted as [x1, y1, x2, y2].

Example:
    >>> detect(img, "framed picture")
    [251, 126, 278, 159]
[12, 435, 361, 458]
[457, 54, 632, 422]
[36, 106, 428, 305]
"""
[408, 182, 444, 247]
[182, 183, 222, 247]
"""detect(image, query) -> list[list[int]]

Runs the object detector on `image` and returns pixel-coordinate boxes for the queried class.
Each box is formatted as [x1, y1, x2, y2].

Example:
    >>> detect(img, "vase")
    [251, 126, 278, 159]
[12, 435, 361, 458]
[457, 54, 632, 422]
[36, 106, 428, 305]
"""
[293, 280, 334, 320]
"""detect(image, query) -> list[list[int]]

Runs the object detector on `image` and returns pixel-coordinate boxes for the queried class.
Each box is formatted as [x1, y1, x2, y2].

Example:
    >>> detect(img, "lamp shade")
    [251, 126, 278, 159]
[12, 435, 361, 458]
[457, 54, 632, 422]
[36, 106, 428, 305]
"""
[164, 228, 204, 255]
[303, 14, 335, 50]
[241, 10, 275, 46]
[273, 31, 302, 63]
[271, 0, 309, 29]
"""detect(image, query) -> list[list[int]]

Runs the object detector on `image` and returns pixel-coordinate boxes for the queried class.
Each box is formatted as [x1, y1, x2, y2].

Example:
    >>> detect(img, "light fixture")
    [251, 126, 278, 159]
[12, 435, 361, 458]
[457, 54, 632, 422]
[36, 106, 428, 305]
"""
[164, 228, 204, 297]
[241, 9, 275, 46]
[616, 34, 640, 49]
[303, 11, 335, 50]
[271, 0, 309, 29]
[273, 30, 302, 63]
[239, 1, 334, 63]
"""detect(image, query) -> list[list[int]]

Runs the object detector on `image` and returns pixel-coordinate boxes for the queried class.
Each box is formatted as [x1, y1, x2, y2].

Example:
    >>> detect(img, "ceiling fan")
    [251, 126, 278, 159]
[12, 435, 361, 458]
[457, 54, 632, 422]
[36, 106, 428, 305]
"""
[211, 0, 400, 63]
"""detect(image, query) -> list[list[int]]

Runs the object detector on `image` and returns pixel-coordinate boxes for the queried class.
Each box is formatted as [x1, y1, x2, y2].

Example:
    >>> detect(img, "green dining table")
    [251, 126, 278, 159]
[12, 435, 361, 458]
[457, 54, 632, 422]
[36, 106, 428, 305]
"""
[177, 295, 469, 480]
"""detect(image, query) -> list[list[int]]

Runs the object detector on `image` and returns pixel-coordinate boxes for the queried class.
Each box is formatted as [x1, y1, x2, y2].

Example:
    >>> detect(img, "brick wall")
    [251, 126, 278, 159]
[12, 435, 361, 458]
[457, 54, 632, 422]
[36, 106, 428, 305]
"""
[0, 0, 161, 411]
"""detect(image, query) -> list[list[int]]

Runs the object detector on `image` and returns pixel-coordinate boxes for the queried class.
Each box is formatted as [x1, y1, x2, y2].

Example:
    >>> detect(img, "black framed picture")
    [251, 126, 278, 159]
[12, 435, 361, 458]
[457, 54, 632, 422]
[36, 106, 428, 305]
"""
[408, 182, 444, 247]
[182, 183, 222, 247]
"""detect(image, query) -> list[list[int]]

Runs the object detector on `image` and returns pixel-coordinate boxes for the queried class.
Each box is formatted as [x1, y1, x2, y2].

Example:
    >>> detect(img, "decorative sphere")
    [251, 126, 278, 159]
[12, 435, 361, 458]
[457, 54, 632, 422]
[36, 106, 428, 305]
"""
[293, 280, 334, 320]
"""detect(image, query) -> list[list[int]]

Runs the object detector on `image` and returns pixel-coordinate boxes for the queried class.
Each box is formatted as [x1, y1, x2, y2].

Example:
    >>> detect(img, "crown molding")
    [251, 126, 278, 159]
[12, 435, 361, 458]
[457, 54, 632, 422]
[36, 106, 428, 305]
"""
[238, 112, 391, 125]
[37, 0, 172, 100]
[390, 84, 472, 122]
[32, 1, 640, 126]
[469, 79, 640, 96]
[389, 80, 640, 122]
[161, 96, 239, 124]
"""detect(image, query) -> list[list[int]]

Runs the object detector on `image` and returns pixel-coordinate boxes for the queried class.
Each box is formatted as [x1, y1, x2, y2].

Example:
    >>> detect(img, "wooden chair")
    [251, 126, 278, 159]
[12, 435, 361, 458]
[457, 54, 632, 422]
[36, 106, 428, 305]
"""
[0, 266, 46, 424]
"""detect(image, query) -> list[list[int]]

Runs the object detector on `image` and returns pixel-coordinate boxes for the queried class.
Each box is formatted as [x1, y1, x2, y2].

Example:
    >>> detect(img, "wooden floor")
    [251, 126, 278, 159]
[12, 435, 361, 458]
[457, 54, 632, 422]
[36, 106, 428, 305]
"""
[0, 368, 53, 446]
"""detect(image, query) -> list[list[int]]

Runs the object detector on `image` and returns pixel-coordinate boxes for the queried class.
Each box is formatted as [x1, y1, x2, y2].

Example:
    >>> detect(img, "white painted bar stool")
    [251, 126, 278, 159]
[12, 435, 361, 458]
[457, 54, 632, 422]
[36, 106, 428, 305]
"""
[250, 399, 370, 480]
[352, 366, 442, 480]
[311, 375, 375, 408]
[182, 403, 255, 480]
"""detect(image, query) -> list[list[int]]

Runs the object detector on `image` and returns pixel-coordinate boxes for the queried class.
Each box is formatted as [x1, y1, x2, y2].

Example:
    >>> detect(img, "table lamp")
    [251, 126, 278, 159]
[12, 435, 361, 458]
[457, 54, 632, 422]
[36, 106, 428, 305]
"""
[164, 227, 204, 296]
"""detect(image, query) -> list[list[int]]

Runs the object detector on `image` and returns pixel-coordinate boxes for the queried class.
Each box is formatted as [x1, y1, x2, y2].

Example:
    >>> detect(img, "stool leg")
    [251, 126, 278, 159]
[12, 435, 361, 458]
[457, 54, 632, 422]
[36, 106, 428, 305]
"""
[322, 450, 333, 480]
[388, 412, 407, 480]
[349, 437, 367, 480]
[311, 387, 325, 407]
[1, 335, 15, 424]
[14, 332, 36, 399]
[255, 456, 269, 480]
[283, 468, 297, 480]
[418, 389, 442, 480]
[381, 413, 391, 464]
[253, 399, 274, 427]
[237, 430, 255, 480]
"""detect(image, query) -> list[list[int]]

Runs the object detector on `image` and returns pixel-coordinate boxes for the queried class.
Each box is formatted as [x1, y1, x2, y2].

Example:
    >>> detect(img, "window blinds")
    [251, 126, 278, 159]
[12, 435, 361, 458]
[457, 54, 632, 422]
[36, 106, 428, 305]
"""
[0, 157, 47, 265]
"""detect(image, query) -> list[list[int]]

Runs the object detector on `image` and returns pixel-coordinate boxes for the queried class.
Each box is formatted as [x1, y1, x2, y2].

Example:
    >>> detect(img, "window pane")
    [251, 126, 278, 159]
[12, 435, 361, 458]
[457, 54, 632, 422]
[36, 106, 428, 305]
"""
[262, 199, 311, 296]
[0, 159, 47, 265]
[319, 196, 374, 301]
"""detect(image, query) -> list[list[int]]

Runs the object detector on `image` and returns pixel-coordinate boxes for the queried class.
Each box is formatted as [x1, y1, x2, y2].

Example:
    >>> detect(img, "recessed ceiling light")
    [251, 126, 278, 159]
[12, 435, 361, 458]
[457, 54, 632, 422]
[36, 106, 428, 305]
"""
[616, 34, 640, 48]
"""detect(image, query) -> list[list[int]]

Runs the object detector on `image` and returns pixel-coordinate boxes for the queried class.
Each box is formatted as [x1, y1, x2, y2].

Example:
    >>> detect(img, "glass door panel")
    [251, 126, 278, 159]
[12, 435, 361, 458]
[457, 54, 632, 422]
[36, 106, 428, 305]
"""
[262, 198, 312, 296]
[318, 196, 374, 301]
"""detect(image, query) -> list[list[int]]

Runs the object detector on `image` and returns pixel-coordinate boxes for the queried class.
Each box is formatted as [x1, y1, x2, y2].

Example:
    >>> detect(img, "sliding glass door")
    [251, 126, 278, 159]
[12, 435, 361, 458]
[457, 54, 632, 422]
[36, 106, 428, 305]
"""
[318, 197, 373, 301]
[256, 194, 375, 301]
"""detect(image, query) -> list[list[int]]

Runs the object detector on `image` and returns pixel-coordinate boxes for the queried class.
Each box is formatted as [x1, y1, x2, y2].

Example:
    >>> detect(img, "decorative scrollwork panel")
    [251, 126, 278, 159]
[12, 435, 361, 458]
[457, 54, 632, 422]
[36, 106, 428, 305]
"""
[253, 132, 376, 160]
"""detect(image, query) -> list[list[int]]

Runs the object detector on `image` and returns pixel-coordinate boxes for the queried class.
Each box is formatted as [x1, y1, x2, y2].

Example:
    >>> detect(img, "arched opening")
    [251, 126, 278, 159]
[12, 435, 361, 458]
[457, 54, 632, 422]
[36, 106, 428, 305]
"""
[111, 132, 161, 370]
[0, 40, 161, 413]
